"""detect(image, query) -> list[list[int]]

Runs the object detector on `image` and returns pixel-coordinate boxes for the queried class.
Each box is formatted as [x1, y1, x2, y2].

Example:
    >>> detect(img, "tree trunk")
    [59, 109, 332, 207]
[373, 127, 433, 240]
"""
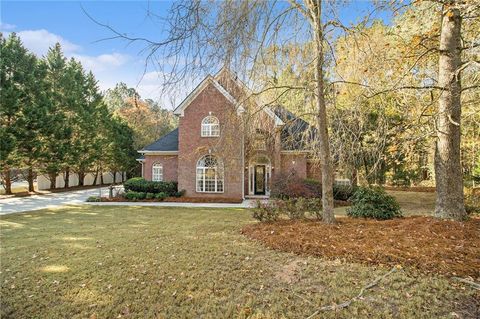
[78, 170, 85, 186]
[92, 168, 99, 185]
[49, 172, 57, 189]
[112, 171, 117, 184]
[310, 0, 335, 223]
[434, 5, 466, 220]
[351, 168, 358, 188]
[64, 167, 70, 188]
[100, 167, 104, 185]
[3, 166, 12, 195]
[27, 167, 35, 192]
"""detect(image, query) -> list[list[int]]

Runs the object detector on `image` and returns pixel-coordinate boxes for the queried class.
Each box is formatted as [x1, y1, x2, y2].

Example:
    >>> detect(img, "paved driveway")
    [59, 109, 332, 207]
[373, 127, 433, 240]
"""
[0, 186, 253, 215]
[0, 187, 112, 215]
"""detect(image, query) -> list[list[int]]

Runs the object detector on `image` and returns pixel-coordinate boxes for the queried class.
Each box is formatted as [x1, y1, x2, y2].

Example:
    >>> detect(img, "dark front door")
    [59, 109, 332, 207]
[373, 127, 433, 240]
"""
[254, 165, 266, 195]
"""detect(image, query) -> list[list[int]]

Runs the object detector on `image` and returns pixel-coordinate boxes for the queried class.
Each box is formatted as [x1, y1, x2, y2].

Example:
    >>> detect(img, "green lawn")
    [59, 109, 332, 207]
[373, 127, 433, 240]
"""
[0, 206, 476, 318]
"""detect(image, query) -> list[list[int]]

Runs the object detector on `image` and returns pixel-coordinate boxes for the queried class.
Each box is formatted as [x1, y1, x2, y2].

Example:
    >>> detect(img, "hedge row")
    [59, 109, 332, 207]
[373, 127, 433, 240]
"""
[124, 177, 179, 196]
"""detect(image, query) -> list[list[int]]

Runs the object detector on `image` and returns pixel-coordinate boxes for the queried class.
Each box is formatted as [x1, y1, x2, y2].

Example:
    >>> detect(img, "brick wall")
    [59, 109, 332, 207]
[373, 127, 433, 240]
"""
[306, 160, 322, 181]
[280, 153, 307, 179]
[177, 82, 243, 199]
[143, 155, 178, 182]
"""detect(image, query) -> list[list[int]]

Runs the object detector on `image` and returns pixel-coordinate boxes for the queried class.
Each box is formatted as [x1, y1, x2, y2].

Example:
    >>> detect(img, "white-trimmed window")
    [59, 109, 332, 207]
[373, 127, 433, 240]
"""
[253, 133, 267, 150]
[196, 155, 224, 192]
[152, 163, 163, 181]
[201, 116, 220, 137]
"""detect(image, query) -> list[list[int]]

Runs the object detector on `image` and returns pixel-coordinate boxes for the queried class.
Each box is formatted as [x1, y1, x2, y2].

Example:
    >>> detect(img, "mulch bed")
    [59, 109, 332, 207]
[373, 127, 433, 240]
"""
[163, 197, 243, 203]
[242, 216, 480, 278]
[97, 197, 243, 204]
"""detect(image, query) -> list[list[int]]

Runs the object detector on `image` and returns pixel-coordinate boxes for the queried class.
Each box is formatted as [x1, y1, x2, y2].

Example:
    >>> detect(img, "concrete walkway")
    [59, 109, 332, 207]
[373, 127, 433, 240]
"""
[0, 186, 112, 215]
[0, 186, 254, 215]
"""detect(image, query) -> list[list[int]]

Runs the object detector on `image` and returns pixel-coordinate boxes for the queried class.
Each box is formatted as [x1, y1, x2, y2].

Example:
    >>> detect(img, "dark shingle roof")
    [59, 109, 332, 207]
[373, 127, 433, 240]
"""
[136, 154, 145, 161]
[273, 106, 316, 151]
[141, 128, 179, 152]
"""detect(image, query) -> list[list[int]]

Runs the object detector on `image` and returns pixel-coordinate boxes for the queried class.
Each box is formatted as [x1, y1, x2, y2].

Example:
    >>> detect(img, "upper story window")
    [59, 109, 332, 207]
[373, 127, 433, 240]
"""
[253, 132, 267, 150]
[201, 116, 220, 137]
[152, 163, 163, 181]
[196, 155, 224, 193]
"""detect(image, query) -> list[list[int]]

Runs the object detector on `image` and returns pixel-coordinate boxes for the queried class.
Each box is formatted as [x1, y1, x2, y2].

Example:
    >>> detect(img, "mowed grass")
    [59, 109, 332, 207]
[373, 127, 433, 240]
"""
[1, 206, 477, 318]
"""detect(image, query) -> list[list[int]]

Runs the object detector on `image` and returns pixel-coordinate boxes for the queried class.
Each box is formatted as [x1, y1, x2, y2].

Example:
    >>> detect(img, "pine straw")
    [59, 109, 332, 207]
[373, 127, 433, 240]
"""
[242, 216, 480, 278]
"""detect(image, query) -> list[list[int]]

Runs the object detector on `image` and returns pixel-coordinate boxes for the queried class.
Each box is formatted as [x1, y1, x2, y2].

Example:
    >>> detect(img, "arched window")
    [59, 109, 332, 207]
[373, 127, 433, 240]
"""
[201, 116, 220, 137]
[152, 163, 163, 181]
[196, 155, 224, 192]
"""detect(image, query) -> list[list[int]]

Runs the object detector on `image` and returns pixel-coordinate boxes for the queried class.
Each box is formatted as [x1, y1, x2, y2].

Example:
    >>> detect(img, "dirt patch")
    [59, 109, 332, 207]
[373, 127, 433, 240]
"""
[242, 216, 480, 278]
[275, 259, 305, 284]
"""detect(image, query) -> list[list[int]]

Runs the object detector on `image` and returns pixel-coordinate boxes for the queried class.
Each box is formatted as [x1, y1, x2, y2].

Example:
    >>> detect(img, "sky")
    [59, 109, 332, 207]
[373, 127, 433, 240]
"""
[1, 1, 391, 109]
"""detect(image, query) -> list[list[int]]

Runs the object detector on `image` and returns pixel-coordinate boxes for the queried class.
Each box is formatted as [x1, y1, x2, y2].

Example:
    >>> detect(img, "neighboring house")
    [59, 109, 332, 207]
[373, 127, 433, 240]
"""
[137, 68, 321, 200]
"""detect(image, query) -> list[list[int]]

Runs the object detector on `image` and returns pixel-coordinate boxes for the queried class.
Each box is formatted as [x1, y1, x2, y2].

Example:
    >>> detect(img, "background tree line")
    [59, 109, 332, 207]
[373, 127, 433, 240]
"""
[0, 33, 175, 194]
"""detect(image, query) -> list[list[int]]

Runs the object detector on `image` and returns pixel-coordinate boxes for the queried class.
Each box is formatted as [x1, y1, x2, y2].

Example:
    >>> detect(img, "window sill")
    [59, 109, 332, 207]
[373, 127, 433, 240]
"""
[195, 191, 225, 194]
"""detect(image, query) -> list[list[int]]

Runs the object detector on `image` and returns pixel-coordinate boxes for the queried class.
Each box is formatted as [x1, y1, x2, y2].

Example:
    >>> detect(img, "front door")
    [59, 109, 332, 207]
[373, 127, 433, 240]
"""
[254, 165, 266, 195]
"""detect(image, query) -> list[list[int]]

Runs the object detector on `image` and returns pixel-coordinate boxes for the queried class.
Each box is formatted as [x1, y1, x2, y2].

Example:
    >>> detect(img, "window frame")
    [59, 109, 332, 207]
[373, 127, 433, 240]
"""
[201, 116, 220, 137]
[196, 155, 224, 193]
[152, 163, 163, 182]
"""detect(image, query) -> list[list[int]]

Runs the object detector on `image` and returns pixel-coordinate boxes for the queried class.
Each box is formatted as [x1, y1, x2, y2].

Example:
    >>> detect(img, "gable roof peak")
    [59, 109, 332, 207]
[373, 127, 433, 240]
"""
[172, 74, 245, 116]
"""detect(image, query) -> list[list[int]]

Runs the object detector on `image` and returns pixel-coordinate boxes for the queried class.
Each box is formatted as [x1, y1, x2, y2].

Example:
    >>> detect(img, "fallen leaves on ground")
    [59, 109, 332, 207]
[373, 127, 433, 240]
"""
[242, 216, 480, 277]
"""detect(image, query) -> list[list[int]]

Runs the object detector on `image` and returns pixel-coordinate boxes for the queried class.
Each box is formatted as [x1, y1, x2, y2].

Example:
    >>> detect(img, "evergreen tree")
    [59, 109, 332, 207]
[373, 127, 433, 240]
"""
[0, 33, 38, 194]
[40, 43, 72, 189]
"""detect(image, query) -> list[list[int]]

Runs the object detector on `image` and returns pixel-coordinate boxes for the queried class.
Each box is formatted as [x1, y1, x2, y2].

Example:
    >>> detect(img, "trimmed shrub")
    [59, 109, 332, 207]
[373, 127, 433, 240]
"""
[86, 196, 101, 202]
[252, 200, 280, 222]
[124, 177, 178, 196]
[146, 193, 155, 199]
[124, 191, 146, 201]
[155, 192, 167, 201]
[174, 189, 186, 198]
[347, 187, 402, 220]
[333, 184, 355, 201]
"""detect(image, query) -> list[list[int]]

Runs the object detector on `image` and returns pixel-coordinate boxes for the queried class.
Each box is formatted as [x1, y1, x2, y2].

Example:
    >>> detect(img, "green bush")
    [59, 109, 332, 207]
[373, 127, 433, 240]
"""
[155, 192, 167, 201]
[333, 184, 355, 201]
[123, 177, 178, 196]
[281, 199, 305, 219]
[86, 196, 101, 202]
[146, 193, 155, 199]
[174, 189, 186, 198]
[347, 187, 402, 220]
[124, 191, 147, 201]
[252, 200, 280, 222]
[253, 198, 323, 222]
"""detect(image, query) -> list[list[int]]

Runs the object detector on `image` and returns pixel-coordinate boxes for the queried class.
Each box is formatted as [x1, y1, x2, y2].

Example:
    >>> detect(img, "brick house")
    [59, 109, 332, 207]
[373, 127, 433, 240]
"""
[137, 68, 321, 201]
